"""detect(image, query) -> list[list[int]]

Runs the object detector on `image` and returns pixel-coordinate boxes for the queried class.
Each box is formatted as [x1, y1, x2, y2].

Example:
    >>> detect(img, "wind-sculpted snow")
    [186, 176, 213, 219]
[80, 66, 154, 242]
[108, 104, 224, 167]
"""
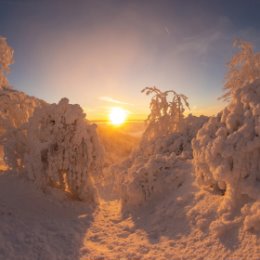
[24, 98, 103, 202]
[192, 41, 260, 232]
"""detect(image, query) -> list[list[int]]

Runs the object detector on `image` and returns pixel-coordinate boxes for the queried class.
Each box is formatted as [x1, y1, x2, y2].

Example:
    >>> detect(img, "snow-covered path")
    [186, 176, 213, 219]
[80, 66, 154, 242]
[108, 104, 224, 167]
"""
[0, 171, 259, 260]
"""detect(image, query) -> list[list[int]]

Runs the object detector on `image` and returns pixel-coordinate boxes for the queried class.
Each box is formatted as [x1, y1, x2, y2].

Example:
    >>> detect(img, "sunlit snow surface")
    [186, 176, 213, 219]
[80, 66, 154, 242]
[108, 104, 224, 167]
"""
[0, 169, 258, 260]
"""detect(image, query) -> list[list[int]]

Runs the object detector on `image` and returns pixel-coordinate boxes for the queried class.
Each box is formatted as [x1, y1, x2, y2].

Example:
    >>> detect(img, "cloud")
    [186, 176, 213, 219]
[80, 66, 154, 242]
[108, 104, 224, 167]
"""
[175, 31, 225, 56]
[164, 26, 170, 35]
[172, 16, 233, 57]
[99, 96, 132, 105]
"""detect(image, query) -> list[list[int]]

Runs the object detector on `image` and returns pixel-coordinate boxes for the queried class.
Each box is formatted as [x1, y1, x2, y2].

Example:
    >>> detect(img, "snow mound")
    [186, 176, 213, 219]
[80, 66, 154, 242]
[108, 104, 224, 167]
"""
[24, 98, 103, 202]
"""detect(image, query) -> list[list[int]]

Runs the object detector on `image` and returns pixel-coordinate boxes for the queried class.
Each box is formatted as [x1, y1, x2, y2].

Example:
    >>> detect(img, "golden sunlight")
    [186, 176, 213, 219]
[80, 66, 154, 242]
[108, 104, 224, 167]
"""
[109, 107, 128, 126]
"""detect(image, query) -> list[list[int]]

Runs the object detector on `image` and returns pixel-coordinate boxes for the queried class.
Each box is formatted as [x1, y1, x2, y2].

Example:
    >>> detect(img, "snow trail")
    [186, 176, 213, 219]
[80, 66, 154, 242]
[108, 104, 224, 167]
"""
[0, 169, 259, 260]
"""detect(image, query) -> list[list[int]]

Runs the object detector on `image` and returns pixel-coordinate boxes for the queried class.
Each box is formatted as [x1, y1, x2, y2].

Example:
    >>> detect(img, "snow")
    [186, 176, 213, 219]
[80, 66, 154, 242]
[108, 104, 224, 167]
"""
[0, 171, 96, 260]
[0, 38, 259, 259]
[0, 168, 258, 260]
[112, 114, 207, 209]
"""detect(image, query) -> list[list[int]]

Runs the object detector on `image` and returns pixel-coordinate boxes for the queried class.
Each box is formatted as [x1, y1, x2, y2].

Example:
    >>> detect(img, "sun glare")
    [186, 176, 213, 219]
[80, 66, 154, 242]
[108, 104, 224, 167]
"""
[109, 107, 128, 126]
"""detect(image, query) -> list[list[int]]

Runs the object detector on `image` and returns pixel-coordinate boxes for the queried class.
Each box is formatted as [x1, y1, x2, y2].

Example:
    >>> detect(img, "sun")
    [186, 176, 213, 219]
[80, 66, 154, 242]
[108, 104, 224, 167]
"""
[109, 107, 128, 126]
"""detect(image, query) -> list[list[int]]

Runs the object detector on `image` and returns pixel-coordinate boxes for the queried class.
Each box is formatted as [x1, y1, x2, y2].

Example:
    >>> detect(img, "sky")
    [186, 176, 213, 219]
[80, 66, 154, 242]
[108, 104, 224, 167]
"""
[1, 0, 260, 120]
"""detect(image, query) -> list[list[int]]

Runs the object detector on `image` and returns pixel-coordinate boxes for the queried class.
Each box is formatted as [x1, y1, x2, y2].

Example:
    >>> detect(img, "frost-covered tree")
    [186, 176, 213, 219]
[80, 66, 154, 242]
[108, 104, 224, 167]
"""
[111, 87, 206, 209]
[141, 86, 190, 142]
[192, 41, 260, 231]
[0, 88, 45, 135]
[0, 37, 45, 172]
[223, 40, 260, 100]
[0, 89, 46, 172]
[0, 36, 13, 89]
[24, 98, 103, 201]
[115, 114, 207, 208]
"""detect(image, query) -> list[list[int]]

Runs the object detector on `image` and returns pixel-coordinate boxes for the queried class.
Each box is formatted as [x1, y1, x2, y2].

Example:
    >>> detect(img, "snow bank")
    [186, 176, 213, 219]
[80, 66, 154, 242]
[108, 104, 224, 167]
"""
[24, 98, 103, 202]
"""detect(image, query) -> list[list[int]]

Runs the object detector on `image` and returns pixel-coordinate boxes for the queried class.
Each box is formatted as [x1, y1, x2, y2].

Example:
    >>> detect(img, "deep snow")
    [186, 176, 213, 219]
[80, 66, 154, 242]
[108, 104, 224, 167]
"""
[0, 163, 259, 260]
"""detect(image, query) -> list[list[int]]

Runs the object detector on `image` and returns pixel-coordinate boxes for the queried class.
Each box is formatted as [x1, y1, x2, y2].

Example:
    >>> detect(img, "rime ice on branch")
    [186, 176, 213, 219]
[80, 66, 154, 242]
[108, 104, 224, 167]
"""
[0, 37, 44, 171]
[141, 86, 190, 142]
[25, 98, 103, 201]
[0, 37, 13, 89]
[192, 41, 260, 229]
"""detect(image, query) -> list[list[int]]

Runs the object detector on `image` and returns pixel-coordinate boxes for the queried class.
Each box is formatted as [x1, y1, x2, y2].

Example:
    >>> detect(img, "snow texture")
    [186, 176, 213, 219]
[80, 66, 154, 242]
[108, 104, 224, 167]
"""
[1, 171, 258, 260]
[24, 98, 103, 202]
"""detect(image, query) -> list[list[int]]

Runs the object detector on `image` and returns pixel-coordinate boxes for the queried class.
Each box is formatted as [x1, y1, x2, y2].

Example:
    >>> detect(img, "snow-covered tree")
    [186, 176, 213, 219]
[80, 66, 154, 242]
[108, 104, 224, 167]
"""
[141, 86, 190, 143]
[0, 36, 13, 89]
[192, 41, 260, 231]
[0, 88, 45, 134]
[0, 88, 46, 171]
[112, 87, 206, 209]
[223, 40, 260, 100]
[24, 98, 103, 201]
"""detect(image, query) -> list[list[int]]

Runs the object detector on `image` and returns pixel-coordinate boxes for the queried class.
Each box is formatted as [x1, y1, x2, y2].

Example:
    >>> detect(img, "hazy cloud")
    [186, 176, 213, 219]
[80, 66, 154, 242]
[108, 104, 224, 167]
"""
[99, 96, 132, 105]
